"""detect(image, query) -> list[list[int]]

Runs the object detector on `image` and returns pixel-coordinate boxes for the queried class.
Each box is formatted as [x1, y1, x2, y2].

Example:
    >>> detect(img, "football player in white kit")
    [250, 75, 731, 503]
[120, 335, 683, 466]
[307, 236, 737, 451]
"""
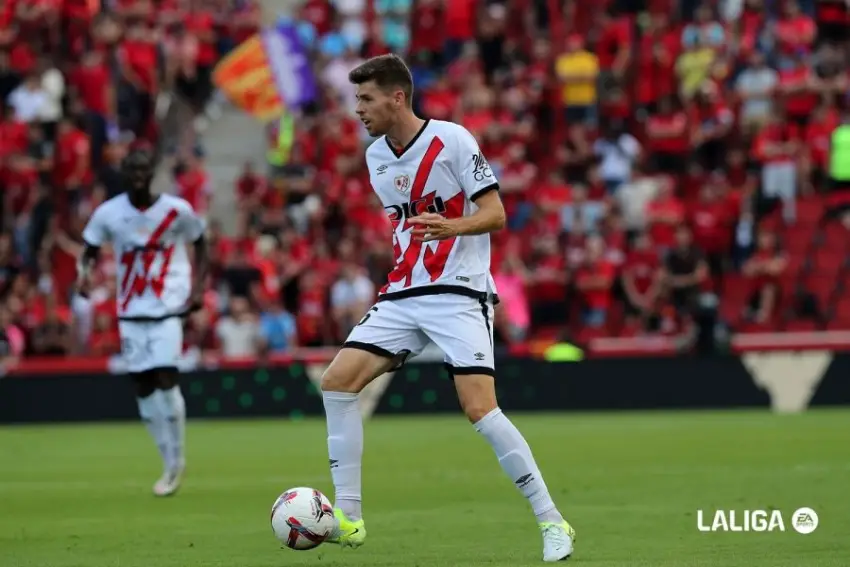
[77, 148, 209, 497]
[321, 55, 576, 561]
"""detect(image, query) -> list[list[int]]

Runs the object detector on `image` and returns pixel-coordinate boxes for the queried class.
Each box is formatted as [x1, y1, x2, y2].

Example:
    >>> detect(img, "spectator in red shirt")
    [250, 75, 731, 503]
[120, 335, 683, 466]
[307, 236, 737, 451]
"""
[443, 0, 477, 63]
[621, 231, 663, 331]
[777, 50, 818, 125]
[296, 269, 328, 347]
[688, 86, 734, 171]
[528, 234, 568, 327]
[742, 229, 787, 324]
[646, 95, 690, 175]
[236, 159, 265, 212]
[69, 50, 115, 169]
[117, 21, 157, 137]
[53, 115, 91, 209]
[175, 149, 211, 214]
[635, 12, 679, 111]
[754, 110, 800, 223]
[775, 0, 816, 63]
[575, 234, 616, 328]
[689, 177, 735, 289]
[596, 6, 633, 82]
[646, 179, 685, 253]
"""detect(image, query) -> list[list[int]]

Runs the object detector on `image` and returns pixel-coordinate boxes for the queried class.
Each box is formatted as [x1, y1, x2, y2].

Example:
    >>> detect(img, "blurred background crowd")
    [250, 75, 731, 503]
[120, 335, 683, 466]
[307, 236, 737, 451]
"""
[1, 0, 850, 360]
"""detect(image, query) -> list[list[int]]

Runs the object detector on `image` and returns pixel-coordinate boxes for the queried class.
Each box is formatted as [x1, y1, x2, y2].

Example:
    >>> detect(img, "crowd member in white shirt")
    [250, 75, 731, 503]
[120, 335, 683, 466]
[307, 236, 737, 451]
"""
[7, 74, 49, 123]
[330, 262, 374, 340]
[215, 295, 263, 357]
[36, 57, 65, 137]
[593, 119, 641, 194]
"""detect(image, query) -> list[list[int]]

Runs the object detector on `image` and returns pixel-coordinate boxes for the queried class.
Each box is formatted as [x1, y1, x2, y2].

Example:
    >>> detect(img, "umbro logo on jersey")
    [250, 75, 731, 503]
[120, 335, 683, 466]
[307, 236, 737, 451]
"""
[329, 459, 339, 469]
[474, 352, 485, 361]
[393, 174, 411, 196]
[376, 164, 388, 175]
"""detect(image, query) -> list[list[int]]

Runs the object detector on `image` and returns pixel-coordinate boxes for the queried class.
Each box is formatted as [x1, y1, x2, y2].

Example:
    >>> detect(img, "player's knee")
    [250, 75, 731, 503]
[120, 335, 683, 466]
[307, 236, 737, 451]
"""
[461, 400, 498, 424]
[453, 373, 498, 423]
[133, 372, 158, 398]
[320, 365, 363, 393]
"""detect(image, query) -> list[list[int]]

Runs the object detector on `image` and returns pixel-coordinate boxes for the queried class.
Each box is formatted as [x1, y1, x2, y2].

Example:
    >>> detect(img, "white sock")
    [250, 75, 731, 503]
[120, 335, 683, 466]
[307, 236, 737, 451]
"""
[474, 408, 563, 524]
[137, 394, 169, 470]
[157, 386, 186, 472]
[322, 391, 363, 520]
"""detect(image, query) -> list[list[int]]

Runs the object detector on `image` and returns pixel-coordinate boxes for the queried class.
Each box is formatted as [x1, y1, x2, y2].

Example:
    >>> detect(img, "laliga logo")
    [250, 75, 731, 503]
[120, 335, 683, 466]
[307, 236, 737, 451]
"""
[697, 507, 819, 534]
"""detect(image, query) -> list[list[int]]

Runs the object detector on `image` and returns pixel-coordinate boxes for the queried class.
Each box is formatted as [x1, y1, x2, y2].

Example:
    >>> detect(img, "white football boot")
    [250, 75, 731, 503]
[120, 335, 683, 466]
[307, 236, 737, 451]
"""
[540, 520, 576, 562]
[153, 466, 184, 497]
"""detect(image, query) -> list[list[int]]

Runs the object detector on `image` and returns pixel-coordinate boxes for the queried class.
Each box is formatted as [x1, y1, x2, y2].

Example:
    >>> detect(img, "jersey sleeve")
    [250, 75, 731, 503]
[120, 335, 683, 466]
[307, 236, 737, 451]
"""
[178, 201, 206, 241]
[81, 204, 112, 246]
[452, 125, 499, 202]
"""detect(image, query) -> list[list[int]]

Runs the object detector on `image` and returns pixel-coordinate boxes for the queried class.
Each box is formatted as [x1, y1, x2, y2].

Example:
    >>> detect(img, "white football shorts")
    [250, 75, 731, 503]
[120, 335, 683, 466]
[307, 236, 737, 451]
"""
[118, 317, 184, 374]
[343, 293, 495, 376]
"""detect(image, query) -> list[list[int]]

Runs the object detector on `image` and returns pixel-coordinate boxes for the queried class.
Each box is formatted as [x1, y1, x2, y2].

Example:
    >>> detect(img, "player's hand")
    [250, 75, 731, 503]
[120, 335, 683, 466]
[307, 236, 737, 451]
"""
[409, 213, 458, 242]
[186, 288, 204, 314]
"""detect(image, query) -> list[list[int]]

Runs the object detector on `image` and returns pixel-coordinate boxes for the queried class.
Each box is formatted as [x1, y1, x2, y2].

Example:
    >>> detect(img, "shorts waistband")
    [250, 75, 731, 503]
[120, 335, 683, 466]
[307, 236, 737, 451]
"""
[378, 284, 499, 304]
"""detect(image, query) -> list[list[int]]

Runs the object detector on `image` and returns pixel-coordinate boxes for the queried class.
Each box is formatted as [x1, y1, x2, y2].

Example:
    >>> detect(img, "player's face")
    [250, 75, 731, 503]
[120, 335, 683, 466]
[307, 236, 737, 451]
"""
[355, 81, 399, 137]
[125, 165, 152, 194]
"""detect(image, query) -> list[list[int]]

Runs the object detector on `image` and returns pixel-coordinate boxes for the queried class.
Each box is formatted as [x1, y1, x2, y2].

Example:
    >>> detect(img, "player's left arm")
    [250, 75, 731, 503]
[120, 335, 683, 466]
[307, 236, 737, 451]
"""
[410, 126, 506, 242]
[181, 205, 210, 310]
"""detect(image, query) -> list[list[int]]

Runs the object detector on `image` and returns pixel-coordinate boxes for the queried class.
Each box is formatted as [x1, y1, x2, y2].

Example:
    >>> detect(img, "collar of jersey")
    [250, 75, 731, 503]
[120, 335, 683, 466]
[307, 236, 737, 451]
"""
[386, 119, 431, 159]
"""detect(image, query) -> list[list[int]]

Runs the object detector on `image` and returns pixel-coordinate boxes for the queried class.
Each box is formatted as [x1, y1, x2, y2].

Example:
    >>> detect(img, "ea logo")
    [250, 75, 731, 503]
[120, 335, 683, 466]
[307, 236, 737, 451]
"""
[790, 507, 819, 534]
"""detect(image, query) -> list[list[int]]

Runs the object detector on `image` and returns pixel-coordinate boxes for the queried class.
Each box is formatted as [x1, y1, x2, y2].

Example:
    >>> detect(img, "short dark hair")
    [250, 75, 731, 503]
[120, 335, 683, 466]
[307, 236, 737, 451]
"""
[348, 54, 413, 106]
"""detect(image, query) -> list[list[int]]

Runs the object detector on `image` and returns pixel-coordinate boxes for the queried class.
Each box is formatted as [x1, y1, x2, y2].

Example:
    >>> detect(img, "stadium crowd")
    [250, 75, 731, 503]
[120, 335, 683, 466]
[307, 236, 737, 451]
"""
[1, 0, 850, 360]
[0, 0, 260, 360]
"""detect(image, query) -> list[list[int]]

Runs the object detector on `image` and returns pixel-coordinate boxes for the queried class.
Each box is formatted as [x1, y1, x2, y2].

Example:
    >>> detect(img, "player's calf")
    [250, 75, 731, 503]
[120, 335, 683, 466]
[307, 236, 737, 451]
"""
[321, 347, 398, 525]
[132, 369, 186, 497]
[454, 372, 574, 556]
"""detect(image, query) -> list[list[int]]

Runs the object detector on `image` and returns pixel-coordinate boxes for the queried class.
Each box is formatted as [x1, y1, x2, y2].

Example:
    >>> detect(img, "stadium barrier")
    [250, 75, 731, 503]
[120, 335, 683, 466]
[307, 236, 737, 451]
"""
[2, 335, 850, 423]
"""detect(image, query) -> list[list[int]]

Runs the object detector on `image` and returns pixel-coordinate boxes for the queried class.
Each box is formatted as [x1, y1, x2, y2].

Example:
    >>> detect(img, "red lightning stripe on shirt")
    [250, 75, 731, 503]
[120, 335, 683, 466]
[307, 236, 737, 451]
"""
[120, 208, 180, 311]
[422, 190, 465, 281]
[384, 137, 445, 289]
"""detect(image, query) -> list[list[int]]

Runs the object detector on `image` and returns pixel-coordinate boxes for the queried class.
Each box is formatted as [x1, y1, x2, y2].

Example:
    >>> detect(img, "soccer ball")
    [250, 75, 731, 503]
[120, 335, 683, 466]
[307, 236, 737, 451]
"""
[270, 487, 336, 550]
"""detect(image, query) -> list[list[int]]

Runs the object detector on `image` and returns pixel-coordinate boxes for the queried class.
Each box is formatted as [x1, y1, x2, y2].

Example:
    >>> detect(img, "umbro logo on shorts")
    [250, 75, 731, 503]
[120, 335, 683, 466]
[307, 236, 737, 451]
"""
[474, 352, 485, 361]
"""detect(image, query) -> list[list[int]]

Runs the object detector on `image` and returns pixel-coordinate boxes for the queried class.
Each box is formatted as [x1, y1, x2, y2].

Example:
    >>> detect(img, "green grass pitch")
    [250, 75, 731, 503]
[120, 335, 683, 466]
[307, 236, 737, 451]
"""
[1, 409, 849, 567]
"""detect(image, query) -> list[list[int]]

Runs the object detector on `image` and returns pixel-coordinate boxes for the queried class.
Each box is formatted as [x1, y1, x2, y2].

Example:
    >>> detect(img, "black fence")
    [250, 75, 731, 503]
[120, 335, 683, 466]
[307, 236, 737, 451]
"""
[2, 352, 849, 423]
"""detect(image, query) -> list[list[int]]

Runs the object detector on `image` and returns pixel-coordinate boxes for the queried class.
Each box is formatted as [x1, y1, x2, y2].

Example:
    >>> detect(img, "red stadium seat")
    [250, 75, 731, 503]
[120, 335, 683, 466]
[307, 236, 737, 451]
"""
[784, 319, 819, 332]
[811, 249, 845, 275]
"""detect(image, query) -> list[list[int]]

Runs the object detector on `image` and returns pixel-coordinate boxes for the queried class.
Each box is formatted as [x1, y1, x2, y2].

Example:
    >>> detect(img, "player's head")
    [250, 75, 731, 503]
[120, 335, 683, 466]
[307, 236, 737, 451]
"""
[349, 54, 414, 137]
[122, 147, 155, 195]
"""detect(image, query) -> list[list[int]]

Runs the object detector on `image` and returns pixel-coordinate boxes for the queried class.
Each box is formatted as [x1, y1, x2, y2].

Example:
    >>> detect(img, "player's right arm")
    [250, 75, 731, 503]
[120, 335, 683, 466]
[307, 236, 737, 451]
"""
[77, 204, 112, 296]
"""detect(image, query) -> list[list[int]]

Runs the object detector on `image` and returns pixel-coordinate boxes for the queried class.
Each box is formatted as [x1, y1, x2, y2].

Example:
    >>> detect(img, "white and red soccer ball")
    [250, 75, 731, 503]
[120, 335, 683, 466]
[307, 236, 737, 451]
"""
[270, 487, 335, 550]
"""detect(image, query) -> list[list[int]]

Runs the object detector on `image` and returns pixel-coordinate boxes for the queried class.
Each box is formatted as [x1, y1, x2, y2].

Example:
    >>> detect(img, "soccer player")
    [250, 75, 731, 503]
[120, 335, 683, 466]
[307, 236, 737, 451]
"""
[321, 55, 576, 562]
[77, 148, 209, 497]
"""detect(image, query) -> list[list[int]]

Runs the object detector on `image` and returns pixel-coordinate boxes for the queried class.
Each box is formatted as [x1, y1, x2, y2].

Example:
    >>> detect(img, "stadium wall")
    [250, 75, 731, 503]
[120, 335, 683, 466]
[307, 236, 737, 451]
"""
[2, 350, 849, 423]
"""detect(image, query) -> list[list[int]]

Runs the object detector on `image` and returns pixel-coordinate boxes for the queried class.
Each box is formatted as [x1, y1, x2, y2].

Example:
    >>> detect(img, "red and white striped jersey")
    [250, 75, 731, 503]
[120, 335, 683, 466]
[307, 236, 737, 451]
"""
[82, 193, 205, 319]
[367, 119, 500, 300]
